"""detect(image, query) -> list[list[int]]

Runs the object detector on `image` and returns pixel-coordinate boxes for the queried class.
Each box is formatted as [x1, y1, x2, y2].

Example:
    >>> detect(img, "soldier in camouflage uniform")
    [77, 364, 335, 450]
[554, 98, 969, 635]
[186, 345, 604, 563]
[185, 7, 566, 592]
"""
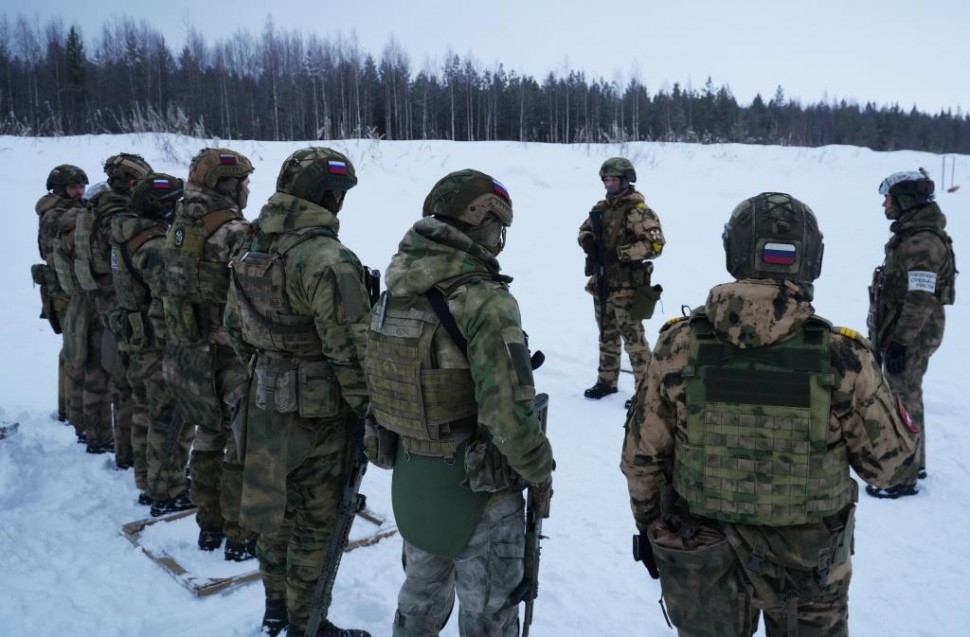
[364, 169, 554, 637]
[621, 192, 919, 637]
[224, 147, 371, 637]
[110, 173, 193, 508]
[866, 169, 955, 495]
[578, 157, 665, 407]
[159, 148, 258, 546]
[33, 165, 88, 428]
[74, 153, 151, 460]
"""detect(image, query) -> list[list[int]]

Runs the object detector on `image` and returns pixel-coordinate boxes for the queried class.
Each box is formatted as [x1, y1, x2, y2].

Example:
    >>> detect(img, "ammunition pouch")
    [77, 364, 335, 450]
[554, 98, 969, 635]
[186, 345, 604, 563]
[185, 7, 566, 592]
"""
[110, 308, 154, 353]
[463, 432, 524, 493]
[631, 284, 663, 321]
[612, 259, 651, 288]
[253, 359, 340, 420]
[364, 416, 398, 470]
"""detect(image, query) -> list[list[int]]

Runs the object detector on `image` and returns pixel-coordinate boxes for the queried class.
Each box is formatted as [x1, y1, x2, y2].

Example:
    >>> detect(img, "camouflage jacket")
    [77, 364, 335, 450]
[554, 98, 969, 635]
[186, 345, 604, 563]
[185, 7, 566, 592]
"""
[578, 187, 665, 292]
[35, 193, 83, 299]
[382, 217, 554, 486]
[621, 279, 919, 532]
[83, 189, 130, 315]
[109, 211, 169, 350]
[869, 202, 955, 350]
[224, 191, 370, 417]
[164, 182, 250, 346]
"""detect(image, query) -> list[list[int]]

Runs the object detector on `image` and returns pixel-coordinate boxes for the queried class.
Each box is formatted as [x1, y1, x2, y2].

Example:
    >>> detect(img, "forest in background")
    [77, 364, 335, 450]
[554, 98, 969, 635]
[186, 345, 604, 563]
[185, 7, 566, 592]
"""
[1, 13, 967, 153]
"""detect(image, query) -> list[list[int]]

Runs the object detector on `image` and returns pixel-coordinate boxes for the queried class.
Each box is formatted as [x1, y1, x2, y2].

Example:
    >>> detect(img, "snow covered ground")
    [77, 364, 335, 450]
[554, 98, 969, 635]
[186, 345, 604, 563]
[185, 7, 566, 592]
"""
[1, 134, 967, 636]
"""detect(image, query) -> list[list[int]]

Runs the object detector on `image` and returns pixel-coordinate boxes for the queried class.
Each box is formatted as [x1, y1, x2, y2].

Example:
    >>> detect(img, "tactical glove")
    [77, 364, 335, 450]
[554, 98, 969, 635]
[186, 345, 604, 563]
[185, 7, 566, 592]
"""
[530, 479, 553, 519]
[885, 342, 907, 374]
[579, 234, 596, 255]
[633, 533, 659, 580]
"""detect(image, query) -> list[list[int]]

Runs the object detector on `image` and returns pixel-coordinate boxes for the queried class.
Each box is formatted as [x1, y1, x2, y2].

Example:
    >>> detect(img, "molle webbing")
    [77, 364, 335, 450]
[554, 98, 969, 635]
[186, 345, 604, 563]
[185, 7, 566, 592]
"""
[164, 208, 237, 305]
[365, 285, 478, 458]
[228, 228, 330, 355]
[74, 210, 110, 291]
[674, 314, 853, 526]
[115, 227, 166, 310]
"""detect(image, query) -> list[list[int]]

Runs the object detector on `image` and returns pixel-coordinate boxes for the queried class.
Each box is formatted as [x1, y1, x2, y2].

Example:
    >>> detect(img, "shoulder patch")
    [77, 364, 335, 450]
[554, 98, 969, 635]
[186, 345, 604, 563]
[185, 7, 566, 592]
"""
[832, 325, 871, 348]
[660, 316, 688, 333]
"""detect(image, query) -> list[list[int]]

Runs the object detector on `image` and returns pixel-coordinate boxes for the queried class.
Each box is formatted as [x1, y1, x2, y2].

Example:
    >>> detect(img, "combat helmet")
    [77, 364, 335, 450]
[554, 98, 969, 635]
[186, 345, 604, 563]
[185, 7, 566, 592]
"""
[103, 153, 152, 191]
[879, 168, 935, 215]
[276, 147, 357, 206]
[599, 157, 637, 184]
[722, 192, 823, 283]
[46, 164, 89, 194]
[188, 148, 254, 189]
[422, 169, 512, 227]
[131, 172, 184, 220]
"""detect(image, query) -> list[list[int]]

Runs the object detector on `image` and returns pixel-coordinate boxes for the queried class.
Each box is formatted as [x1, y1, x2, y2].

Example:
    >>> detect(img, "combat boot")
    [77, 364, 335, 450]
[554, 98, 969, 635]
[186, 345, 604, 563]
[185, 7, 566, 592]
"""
[137, 492, 153, 506]
[225, 537, 257, 562]
[583, 382, 618, 400]
[198, 528, 224, 551]
[286, 620, 371, 637]
[262, 598, 288, 637]
[865, 483, 918, 499]
[85, 439, 114, 454]
[150, 489, 195, 517]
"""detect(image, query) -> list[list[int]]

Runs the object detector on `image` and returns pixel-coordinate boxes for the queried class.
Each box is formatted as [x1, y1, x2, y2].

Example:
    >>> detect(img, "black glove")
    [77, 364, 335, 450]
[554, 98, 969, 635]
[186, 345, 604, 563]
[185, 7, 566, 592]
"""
[632, 533, 659, 580]
[579, 234, 596, 255]
[885, 342, 907, 374]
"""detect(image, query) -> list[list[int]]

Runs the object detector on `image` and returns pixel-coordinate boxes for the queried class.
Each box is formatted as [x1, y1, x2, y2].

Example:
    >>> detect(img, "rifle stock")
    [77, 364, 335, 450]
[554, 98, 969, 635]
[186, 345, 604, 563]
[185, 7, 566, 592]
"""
[305, 441, 368, 636]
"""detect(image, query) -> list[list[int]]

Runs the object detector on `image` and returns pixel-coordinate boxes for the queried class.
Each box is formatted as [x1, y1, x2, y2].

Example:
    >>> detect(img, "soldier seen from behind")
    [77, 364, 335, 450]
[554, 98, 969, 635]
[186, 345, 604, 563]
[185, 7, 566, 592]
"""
[621, 192, 919, 636]
[111, 173, 193, 511]
[224, 147, 372, 637]
[363, 169, 554, 637]
[578, 157, 665, 409]
[866, 169, 956, 497]
[159, 148, 259, 548]
[33, 164, 88, 429]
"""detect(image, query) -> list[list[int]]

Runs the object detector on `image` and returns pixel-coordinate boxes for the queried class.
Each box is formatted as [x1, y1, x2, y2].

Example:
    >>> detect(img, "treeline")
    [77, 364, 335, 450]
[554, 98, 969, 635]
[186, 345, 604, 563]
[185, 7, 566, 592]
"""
[1, 14, 967, 153]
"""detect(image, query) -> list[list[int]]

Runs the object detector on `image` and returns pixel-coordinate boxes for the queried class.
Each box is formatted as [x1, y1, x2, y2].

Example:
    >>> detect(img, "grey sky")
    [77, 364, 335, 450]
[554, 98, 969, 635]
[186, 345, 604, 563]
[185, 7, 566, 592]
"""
[9, 0, 968, 113]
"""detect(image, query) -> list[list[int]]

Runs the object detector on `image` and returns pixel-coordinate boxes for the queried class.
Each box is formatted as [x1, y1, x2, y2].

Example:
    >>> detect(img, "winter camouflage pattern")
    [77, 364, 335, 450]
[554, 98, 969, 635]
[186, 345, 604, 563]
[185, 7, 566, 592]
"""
[578, 186, 665, 388]
[223, 189, 370, 631]
[621, 279, 919, 636]
[394, 494, 525, 637]
[868, 201, 954, 471]
[376, 215, 553, 635]
[160, 182, 253, 536]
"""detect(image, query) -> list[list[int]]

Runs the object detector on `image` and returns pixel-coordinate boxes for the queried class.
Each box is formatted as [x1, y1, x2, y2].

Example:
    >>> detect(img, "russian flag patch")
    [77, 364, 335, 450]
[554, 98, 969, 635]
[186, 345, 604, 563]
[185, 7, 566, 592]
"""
[762, 242, 796, 265]
[154, 178, 172, 189]
[219, 153, 238, 165]
[328, 160, 348, 175]
[493, 180, 509, 199]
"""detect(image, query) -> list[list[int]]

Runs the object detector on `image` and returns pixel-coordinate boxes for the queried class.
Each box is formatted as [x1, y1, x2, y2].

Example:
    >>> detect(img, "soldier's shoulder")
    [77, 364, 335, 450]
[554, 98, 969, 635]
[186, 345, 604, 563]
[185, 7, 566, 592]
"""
[829, 325, 872, 350]
[659, 315, 689, 334]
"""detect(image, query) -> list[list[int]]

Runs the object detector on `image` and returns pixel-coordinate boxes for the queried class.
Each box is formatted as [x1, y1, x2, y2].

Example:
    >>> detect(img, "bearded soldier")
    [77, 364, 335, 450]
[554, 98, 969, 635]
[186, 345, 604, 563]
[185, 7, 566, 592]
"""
[578, 157, 665, 408]
[34, 164, 88, 429]
[364, 169, 554, 637]
[110, 173, 192, 509]
[224, 147, 371, 637]
[621, 192, 919, 636]
[159, 148, 258, 551]
[866, 169, 955, 496]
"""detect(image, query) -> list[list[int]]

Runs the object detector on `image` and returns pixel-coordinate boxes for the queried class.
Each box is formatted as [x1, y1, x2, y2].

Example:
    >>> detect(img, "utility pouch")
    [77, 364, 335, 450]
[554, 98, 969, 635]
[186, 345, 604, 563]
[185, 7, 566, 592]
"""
[463, 435, 522, 493]
[254, 366, 298, 414]
[297, 360, 340, 419]
[631, 284, 663, 321]
[126, 311, 150, 352]
[364, 417, 398, 469]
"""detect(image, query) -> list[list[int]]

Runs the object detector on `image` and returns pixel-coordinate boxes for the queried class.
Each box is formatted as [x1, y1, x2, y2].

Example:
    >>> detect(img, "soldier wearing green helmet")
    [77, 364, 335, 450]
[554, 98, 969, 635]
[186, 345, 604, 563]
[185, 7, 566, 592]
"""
[224, 147, 372, 637]
[158, 148, 258, 552]
[867, 168, 955, 494]
[363, 168, 553, 637]
[33, 164, 89, 429]
[622, 192, 919, 636]
[578, 157, 665, 408]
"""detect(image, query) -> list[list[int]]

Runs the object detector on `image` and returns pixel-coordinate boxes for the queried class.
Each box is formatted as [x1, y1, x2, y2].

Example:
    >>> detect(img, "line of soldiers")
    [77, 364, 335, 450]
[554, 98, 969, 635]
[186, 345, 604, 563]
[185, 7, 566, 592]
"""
[32, 150, 953, 637]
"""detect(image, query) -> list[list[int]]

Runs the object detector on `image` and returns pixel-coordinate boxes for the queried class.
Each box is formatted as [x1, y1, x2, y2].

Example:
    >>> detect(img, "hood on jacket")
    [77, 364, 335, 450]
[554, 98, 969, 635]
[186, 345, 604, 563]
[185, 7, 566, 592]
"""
[703, 278, 815, 348]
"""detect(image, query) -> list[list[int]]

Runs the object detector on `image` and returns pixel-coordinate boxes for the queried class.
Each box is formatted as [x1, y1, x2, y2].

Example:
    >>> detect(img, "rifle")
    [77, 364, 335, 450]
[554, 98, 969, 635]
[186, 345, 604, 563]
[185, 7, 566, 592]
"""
[506, 392, 550, 637]
[305, 434, 368, 636]
[589, 209, 609, 342]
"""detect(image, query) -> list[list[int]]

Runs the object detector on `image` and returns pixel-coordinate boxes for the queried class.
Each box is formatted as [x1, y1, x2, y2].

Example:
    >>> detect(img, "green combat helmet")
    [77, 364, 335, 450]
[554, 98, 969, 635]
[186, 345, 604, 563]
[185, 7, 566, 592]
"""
[722, 192, 823, 283]
[131, 173, 184, 220]
[423, 168, 512, 255]
[276, 147, 357, 207]
[46, 164, 89, 193]
[599, 157, 637, 183]
[103, 153, 153, 192]
[188, 148, 254, 189]
[879, 168, 935, 215]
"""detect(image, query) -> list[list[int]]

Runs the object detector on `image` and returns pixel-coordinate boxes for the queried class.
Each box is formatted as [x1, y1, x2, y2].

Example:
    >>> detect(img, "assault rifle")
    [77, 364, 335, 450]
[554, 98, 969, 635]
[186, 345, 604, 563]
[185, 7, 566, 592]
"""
[588, 209, 609, 342]
[506, 392, 550, 637]
[305, 434, 368, 636]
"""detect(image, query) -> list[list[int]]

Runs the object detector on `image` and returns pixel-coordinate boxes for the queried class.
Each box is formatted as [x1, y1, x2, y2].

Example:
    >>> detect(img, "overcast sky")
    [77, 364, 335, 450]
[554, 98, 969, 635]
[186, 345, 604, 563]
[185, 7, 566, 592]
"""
[9, 1, 968, 114]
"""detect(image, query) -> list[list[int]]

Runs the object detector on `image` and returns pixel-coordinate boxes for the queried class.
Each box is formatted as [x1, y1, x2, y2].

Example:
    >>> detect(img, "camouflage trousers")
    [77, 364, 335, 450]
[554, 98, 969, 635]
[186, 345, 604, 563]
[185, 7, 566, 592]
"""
[592, 287, 651, 389]
[167, 342, 250, 537]
[79, 320, 114, 448]
[649, 520, 851, 637]
[394, 494, 524, 637]
[884, 323, 944, 472]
